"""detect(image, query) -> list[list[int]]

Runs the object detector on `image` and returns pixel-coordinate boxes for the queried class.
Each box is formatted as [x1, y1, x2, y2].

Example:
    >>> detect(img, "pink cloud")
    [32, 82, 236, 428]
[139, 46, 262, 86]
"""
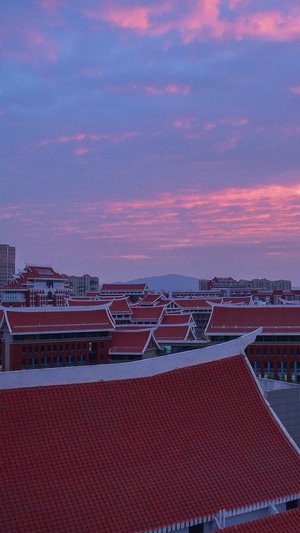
[205, 116, 248, 130]
[82, 1, 300, 43]
[216, 132, 241, 152]
[109, 83, 190, 96]
[1, 25, 59, 63]
[83, 2, 172, 33]
[34, 131, 138, 148]
[37, 0, 67, 10]
[145, 84, 190, 95]
[173, 116, 197, 129]
[52, 184, 300, 248]
[27, 30, 44, 47]
[9, 186, 300, 257]
[290, 86, 300, 94]
[75, 147, 89, 156]
[112, 131, 138, 143]
[35, 133, 87, 147]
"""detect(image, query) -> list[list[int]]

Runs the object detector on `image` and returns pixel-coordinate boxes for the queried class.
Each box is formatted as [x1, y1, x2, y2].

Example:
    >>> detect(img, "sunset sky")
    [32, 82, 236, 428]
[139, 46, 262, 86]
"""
[1, 0, 300, 285]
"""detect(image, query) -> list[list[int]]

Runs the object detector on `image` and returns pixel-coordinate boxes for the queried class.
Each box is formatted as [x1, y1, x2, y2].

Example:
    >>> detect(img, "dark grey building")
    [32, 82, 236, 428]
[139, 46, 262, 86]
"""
[0, 244, 15, 288]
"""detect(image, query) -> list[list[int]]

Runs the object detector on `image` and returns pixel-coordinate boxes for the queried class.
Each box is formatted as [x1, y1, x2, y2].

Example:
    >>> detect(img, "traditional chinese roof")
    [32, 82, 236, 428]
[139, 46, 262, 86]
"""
[2, 305, 115, 335]
[107, 298, 133, 315]
[161, 313, 195, 325]
[100, 283, 149, 294]
[67, 298, 101, 306]
[130, 305, 165, 323]
[1, 331, 300, 532]
[206, 305, 300, 336]
[109, 329, 159, 355]
[2, 263, 68, 291]
[138, 293, 167, 306]
[154, 324, 196, 342]
[175, 298, 215, 310]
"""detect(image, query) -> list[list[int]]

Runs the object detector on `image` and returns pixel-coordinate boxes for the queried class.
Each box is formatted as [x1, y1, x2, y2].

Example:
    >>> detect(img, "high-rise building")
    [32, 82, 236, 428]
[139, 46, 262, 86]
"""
[64, 274, 99, 297]
[0, 244, 15, 288]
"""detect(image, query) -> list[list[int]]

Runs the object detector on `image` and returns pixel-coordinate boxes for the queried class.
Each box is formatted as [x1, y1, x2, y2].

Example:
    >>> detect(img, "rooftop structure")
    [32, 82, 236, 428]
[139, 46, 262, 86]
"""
[0, 263, 70, 307]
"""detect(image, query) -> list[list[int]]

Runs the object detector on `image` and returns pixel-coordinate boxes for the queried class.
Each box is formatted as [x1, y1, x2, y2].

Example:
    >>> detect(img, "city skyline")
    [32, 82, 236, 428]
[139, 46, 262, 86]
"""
[2, 1, 300, 284]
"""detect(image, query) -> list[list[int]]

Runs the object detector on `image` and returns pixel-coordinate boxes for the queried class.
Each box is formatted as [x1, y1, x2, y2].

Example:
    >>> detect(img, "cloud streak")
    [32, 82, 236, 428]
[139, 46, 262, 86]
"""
[5, 184, 300, 250]
[34, 131, 139, 148]
[82, 1, 300, 42]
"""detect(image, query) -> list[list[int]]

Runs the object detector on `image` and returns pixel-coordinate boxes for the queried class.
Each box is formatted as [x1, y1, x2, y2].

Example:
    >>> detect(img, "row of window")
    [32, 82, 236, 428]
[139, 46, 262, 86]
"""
[21, 342, 104, 356]
[22, 355, 88, 369]
[250, 361, 300, 382]
[13, 331, 109, 342]
[248, 347, 300, 357]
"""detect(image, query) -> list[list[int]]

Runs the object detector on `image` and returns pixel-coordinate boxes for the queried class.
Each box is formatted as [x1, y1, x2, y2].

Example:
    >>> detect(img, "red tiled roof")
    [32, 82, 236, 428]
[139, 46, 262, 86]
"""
[24, 264, 64, 278]
[139, 293, 166, 305]
[108, 298, 132, 315]
[100, 283, 148, 293]
[2, 263, 67, 290]
[223, 507, 300, 532]
[131, 305, 165, 322]
[154, 324, 196, 342]
[161, 313, 194, 325]
[1, 354, 300, 532]
[83, 298, 132, 314]
[67, 298, 102, 306]
[175, 298, 214, 310]
[109, 329, 159, 355]
[4, 306, 115, 334]
[206, 305, 300, 335]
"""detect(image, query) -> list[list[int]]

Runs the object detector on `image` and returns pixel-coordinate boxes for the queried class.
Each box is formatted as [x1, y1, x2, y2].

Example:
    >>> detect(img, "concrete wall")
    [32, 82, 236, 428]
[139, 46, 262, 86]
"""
[265, 386, 300, 448]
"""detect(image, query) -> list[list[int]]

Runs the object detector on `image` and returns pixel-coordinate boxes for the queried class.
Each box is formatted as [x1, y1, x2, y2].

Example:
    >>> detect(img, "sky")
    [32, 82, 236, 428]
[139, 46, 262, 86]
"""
[1, 0, 300, 285]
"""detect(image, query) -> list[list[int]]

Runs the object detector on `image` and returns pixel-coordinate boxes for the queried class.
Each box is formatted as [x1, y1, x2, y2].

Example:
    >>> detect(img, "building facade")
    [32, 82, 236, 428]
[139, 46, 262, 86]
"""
[1, 306, 115, 371]
[0, 244, 15, 289]
[64, 274, 99, 297]
[205, 305, 300, 383]
[0, 263, 71, 307]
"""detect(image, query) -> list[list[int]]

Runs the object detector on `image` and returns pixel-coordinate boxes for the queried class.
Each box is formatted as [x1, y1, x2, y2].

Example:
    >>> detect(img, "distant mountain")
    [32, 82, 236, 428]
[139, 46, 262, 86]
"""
[127, 274, 200, 292]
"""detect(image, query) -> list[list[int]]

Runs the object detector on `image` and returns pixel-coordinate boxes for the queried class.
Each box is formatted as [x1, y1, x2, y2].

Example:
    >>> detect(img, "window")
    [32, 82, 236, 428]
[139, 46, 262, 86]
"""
[189, 524, 203, 533]
[286, 499, 298, 510]
[66, 355, 74, 366]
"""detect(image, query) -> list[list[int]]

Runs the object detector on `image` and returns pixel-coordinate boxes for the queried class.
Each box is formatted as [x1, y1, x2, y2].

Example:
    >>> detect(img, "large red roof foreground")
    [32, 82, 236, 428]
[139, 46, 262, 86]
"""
[1, 351, 300, 532]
